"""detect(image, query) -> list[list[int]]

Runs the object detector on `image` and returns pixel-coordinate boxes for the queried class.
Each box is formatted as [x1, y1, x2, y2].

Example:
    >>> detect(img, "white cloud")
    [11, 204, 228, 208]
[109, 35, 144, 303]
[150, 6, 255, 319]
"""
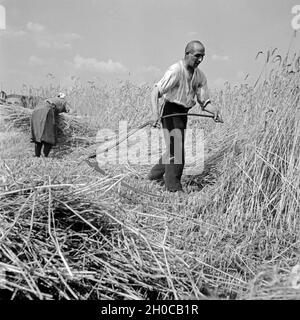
[212, 54, 229, 61]
[27, 21, 45, 33]
[36, 40, 51, 48]
[37, 33, 80, 49]
[37, 40, 70, 49]
[73, 54, 127, 73]
[28, 55, 45, 67]
[138, 65, 161, 74]
[58, 42, 72, 49]
[0, 27, 26, 37]
[63, 33, 81, 41]
[11, 30, 26, 37]
[1, 20, 80, 51]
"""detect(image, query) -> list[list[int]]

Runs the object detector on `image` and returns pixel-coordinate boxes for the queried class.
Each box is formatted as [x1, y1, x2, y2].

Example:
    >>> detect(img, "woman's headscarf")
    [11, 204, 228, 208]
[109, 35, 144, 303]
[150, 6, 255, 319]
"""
[46, 93, 68, 112]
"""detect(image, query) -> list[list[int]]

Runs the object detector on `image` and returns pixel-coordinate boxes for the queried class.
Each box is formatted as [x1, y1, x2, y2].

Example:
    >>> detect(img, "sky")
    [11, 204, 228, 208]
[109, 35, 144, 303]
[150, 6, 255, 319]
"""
[0, 0, 299, 92]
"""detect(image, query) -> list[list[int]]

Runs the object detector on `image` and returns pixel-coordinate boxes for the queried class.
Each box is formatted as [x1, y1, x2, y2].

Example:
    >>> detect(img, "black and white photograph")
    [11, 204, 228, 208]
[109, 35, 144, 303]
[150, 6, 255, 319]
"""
[0, 0, 300, 309]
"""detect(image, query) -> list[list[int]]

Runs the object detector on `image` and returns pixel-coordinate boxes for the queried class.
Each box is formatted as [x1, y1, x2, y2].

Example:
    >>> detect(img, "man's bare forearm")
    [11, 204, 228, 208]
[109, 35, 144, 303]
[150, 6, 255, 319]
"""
[203, 102, 217, 115]
[151, 86, 161, 119]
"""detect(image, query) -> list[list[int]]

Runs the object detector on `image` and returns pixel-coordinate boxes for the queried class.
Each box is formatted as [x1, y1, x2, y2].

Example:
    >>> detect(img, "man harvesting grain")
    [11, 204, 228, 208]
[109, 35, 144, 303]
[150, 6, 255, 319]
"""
[30, 93, 70, 157]
[148, 40, 222, 192]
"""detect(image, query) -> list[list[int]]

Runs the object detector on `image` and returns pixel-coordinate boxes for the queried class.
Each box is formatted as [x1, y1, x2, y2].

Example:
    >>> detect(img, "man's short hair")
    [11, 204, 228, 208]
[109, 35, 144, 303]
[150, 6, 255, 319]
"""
[185, 40, 205, 54]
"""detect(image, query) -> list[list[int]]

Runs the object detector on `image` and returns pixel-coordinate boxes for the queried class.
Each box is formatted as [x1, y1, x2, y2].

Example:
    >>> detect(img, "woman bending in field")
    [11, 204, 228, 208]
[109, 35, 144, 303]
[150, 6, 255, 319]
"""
[30, 93, 70, 157]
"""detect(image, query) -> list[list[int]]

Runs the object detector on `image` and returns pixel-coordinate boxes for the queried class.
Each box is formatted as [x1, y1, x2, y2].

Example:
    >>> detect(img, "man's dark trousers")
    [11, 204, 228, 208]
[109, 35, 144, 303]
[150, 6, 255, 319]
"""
[149, 101, 188, 191]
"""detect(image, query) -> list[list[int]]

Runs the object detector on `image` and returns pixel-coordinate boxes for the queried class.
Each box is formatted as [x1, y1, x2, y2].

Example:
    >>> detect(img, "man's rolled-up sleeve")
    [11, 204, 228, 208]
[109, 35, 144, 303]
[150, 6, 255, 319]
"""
[155, 64, 179, 95]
